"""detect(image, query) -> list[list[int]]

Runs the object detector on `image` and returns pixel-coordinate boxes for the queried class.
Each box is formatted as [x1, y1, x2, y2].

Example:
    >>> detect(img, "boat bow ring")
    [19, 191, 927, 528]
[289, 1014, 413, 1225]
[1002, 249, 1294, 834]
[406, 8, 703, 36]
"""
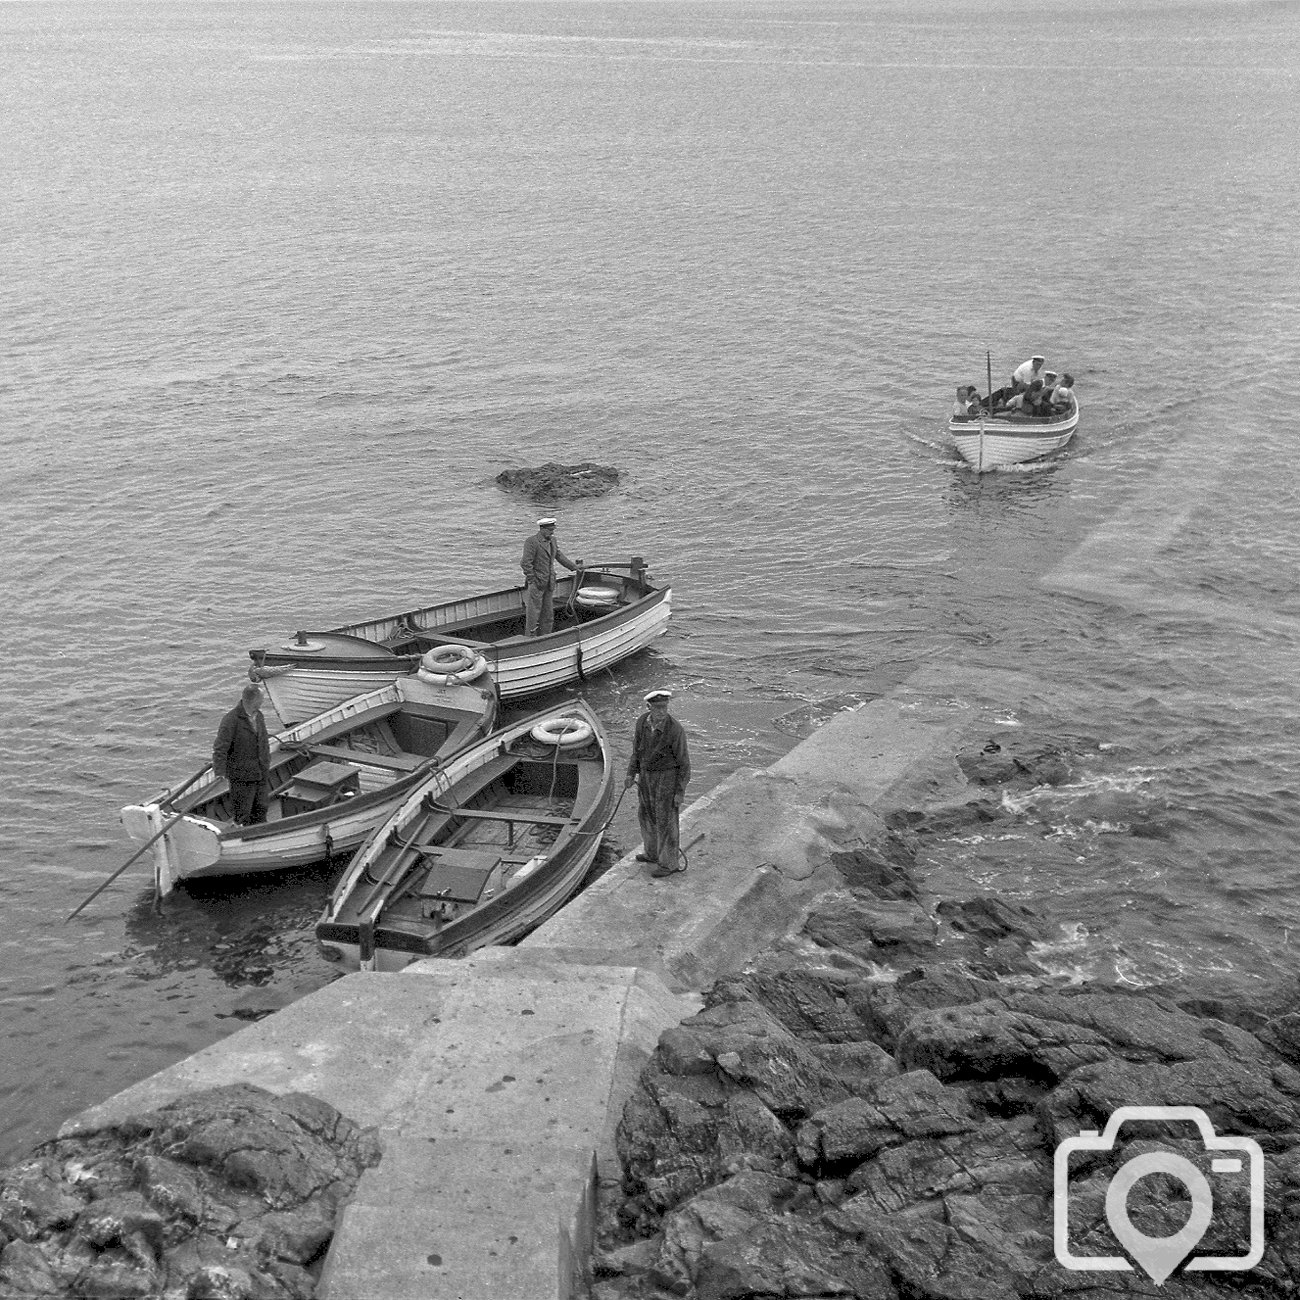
[530, 716, 594, 747]
[418, 645, 489, 686]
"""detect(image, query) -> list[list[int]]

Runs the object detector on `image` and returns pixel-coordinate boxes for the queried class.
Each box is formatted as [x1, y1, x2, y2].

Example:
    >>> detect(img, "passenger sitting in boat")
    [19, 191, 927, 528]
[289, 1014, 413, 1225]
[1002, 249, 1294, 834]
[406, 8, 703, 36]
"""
[1005, 379, 1044, 413]
[1050, 373, 1074, 409]
[1011, 355, 1045, 392]
[1029, 375, 1058, 415]
[953, 385, 981, 417]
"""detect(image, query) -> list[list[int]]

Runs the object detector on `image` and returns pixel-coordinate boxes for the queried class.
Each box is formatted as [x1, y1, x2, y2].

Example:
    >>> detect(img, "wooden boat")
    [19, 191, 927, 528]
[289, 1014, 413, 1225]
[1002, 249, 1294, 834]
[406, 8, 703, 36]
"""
[949, 398, 1080, 471]
[250, 557, 671, 725]
[120, 677, 497, 896]
[316, 700, 614, 972]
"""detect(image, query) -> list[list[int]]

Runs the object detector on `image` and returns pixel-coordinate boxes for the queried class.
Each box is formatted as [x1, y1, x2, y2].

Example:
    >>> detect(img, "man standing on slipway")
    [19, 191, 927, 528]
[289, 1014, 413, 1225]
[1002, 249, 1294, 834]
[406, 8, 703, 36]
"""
[625, 689, 692, 877]
[520, 516, 578, 636]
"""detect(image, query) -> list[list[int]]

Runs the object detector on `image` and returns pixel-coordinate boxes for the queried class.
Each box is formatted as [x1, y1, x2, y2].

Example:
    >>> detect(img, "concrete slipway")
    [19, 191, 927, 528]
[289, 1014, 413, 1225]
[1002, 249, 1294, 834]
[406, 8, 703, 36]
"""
[64, 665, 1037, 1300]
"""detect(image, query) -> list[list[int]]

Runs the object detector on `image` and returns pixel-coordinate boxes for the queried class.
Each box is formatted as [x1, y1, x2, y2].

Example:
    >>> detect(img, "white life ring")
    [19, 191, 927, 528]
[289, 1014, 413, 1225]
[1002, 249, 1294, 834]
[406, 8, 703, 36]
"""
[417, 645, 488, 685]
[530, 716, 594, 747]
[575, 586, 620, 610]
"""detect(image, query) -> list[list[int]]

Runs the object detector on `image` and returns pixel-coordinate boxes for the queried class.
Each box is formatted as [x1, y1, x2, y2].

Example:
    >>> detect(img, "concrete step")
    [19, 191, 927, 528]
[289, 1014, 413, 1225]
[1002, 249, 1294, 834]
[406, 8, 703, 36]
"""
[63, 950, 694, 1300]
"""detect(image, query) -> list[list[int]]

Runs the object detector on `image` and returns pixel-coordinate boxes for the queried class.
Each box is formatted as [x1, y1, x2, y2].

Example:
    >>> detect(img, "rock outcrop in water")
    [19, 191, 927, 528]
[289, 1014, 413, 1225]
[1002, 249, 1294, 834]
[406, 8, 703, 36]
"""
[0, 1084, 379, 1300]
[496, 461, 621, 502]
[593, 738, 1300, 1299]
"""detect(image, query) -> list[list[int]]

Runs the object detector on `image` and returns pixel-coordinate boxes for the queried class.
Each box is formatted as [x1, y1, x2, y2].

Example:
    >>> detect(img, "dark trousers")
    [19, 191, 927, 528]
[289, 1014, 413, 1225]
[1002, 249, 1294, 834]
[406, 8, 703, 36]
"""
[230, 780, 269, 826]
[524, 582, 555, 636]
[636, 769, 680, 868]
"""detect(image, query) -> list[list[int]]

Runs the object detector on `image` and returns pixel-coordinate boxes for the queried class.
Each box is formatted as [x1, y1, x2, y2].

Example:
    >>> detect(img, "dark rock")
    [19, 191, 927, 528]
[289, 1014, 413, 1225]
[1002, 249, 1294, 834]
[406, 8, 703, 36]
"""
[0, 1159, 84, 1241]
[647, 1171, 799, 1292]
[495, 461, 620, 502]
[887, 800, 1003, 837]
[658, 997, 855, 1121]
[1042, 1055, 1300, 1151]
[803, 893, 938, 963]
[716, 956, 877, 1044]
[829, 838, 919, 899]
[795, 1070, 978, 1174]
[1257, 1012, 1300, 1069]
[805, 1040, 898, 1093]
[694, 1215, 900, 1300]
[935, 896, 1057, 946]
[0, 1085, 379, 1300]
[842, 967, 1008, 1053]
[616, 1067, 796, 1226]
[956, 738, 1071, 789]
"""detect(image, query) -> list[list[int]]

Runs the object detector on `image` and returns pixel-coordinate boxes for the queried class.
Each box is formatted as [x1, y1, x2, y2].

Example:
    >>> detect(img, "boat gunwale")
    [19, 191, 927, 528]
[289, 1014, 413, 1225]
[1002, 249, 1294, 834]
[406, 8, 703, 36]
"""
[320, 699, 611, 947]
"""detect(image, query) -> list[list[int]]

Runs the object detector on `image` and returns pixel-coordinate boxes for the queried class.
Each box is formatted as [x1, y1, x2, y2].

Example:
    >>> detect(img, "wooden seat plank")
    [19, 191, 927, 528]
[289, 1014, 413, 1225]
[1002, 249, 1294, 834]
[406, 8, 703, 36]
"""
[309, 742, 425, 772]
[425, 804, 575, 827]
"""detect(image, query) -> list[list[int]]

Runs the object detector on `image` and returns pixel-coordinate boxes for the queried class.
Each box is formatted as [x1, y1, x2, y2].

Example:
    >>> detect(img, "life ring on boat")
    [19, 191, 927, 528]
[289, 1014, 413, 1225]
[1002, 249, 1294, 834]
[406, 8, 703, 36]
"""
[530, 716, 594, 747]
[575, 586, 620, 610]
[417, 645, 488, 685]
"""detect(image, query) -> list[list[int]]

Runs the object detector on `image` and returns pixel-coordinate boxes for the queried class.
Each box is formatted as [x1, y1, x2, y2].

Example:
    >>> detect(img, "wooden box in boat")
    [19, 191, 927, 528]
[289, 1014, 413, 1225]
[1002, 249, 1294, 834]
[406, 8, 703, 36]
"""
[316, 700, 614, 972]
[949, 398, 1079, 470]
[251, 558, 671, 725]
[119, 677, 496, 896]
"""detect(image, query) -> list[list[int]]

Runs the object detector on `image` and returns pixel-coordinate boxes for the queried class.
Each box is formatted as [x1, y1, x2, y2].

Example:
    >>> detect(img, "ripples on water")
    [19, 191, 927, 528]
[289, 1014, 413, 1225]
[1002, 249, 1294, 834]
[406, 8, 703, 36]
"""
[2, 0, 1299, 1162]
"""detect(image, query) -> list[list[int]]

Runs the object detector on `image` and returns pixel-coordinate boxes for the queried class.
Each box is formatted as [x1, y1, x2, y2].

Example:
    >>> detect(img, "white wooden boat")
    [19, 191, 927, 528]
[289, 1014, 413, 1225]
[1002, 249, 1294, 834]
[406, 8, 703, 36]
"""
[250, 558, 671, 725]
[949, 398, 1079, 471]
[316, 700, 614, 972]
[120, 677, 496, 896]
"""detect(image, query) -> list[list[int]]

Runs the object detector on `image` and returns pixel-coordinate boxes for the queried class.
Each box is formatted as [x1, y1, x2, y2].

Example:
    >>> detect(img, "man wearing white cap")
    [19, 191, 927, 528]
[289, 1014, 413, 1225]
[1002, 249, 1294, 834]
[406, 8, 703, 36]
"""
[625, 689, 691, 877]
[1011, 355, 1046, 392]
[521, 517, 578, 637]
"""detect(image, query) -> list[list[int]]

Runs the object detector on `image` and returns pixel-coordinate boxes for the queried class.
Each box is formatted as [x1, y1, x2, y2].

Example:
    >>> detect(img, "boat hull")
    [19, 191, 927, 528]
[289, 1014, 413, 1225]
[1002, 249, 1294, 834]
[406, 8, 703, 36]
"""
[120, 678, 496, 890]
[255, 569, 671, 725]
[316, 703, 613, 971]
[949, 400, 1079, 470]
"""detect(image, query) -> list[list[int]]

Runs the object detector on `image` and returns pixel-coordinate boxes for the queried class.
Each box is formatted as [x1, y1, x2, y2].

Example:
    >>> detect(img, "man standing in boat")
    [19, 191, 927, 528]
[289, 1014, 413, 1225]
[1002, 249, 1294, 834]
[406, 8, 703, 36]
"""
[521, 516, 578, 637]
[625, 689, 691, 877]
[1011, 354, 1046, 392]
[212, 683, 272, 826]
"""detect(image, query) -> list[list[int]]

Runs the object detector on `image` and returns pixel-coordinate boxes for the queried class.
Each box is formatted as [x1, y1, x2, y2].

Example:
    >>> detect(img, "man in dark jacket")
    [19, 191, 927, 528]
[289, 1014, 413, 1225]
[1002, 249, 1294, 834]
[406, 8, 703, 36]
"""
[520, 517, 578, 636]
[213, 683, 272, 825]
[624, 689, 691, 877]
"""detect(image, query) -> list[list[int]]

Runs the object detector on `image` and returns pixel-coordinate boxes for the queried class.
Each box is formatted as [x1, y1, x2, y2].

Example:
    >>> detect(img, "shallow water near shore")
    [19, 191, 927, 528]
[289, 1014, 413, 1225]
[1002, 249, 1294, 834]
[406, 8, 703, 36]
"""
[3, 0, 1299, 1164]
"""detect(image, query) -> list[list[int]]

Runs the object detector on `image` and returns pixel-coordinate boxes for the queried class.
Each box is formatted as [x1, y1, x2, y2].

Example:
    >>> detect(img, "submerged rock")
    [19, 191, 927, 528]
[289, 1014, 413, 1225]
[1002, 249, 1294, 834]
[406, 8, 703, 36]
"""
[0, 1084, 380, 1300]
[496, 461, 620, 502]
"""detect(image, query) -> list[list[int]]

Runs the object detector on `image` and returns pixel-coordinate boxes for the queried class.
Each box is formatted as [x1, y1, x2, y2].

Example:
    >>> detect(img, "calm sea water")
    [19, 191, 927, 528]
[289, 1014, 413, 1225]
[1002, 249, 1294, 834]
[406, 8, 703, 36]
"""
[2, 0, 1298, 1164]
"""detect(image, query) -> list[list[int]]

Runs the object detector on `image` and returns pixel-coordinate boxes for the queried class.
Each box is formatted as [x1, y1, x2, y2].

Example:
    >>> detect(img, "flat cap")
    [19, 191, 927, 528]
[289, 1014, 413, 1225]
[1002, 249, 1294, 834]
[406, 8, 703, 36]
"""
[644, 689, 673, 702]
[536, 517, 557, 527]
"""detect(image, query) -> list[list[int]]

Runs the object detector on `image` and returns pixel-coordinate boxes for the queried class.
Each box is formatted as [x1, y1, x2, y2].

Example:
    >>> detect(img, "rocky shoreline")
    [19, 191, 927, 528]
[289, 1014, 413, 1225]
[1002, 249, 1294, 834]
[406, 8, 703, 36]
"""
[592, 737, 1300, 1299]
[5, 727, 1299, 1298]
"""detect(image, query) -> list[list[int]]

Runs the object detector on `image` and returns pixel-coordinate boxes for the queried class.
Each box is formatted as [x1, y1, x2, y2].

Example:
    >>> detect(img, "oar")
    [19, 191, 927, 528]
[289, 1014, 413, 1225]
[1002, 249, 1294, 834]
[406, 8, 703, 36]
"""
[159, 763, 210, 810]
[65, 811, 186, 922]
[67, 761, 210, 921]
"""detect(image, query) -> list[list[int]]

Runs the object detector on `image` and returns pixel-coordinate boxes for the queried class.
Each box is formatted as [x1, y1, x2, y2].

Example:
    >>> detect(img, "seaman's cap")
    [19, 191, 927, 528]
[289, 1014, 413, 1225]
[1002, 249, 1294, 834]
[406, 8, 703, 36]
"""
[536, 517, 557, 527]
[1032, 354, 1045, 362]
[644, 689, 672, 702]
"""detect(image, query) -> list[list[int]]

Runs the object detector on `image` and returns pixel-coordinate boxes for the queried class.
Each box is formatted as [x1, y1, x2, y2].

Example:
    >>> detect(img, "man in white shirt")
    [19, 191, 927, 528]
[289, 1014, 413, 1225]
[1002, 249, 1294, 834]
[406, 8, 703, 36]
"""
[1011, 355, 1045, 391]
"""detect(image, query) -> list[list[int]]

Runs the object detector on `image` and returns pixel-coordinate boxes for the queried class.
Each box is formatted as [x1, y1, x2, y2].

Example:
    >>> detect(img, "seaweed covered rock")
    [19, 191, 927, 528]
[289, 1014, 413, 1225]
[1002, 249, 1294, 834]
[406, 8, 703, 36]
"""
[0, 1084, 380, 1300]
[496, 461, 620, 502]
